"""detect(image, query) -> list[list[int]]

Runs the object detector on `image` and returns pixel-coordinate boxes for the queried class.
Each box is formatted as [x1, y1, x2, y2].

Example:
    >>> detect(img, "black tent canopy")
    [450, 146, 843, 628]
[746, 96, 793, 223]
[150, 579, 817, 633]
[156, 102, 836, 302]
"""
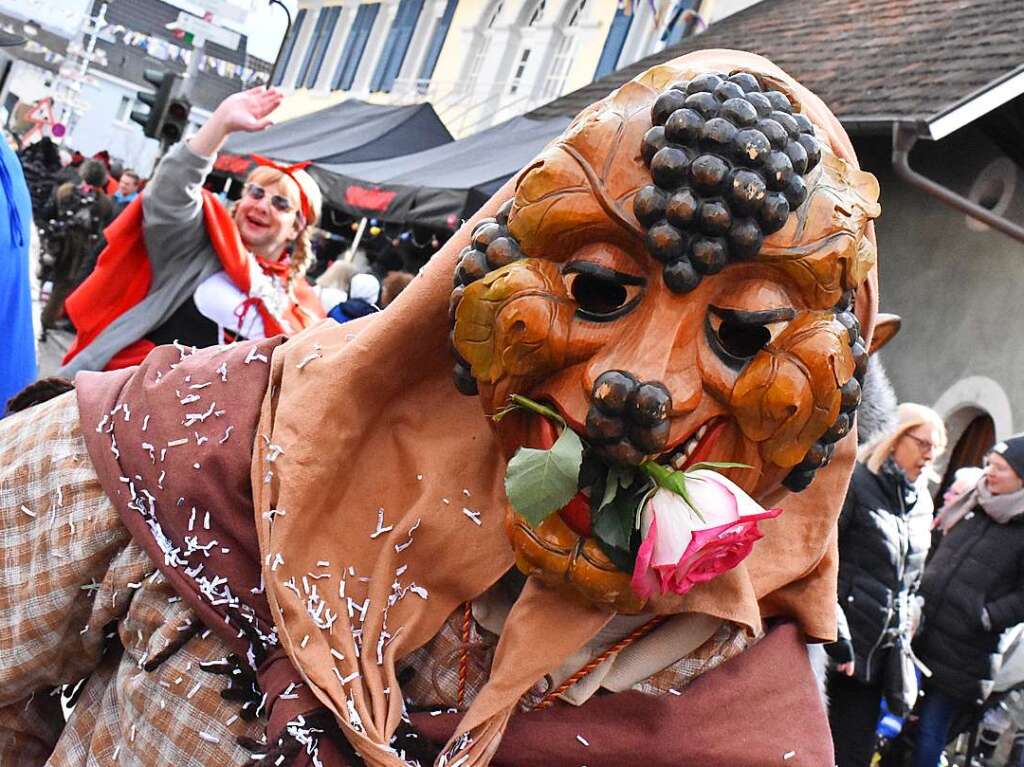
[310, 114, 571, 230]
[214, 99, 453, 175]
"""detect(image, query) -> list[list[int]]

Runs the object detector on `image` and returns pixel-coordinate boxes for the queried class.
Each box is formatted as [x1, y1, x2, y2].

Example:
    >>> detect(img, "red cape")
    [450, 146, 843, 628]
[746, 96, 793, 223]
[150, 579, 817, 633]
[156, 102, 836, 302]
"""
[63, 191, 323, 370]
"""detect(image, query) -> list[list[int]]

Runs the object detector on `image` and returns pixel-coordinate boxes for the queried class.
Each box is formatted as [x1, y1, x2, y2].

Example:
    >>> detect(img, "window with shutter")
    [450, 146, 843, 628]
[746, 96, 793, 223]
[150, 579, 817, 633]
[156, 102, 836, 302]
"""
[417, 0, 458, 86]
[295, 9, 332, 88]
[304, 6, 342, 88]
[594, 6, 633, 79]
[541, 0, 586, 100]
[369, 0, 426, 93]
[271, 8, 308, 86]
[332, 3, 381, 90]
[661, 0, 696, 46]
[508, 48, 531, 95]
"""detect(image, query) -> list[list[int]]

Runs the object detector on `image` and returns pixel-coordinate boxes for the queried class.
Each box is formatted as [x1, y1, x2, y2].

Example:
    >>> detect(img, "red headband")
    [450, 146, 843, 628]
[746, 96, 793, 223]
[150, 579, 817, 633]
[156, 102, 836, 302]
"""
[250, 154, 314, 224]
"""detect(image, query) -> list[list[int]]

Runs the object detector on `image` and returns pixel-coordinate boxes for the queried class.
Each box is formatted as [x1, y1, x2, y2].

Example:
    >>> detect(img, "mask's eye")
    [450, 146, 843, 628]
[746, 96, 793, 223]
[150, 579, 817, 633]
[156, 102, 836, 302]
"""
[564, 262, 645, 322]
[706, 305, 795, 369]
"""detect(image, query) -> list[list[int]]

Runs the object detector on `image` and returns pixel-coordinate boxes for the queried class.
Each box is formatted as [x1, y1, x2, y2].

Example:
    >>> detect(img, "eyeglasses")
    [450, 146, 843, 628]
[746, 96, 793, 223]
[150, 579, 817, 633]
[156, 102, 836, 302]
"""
[244, 183, 294, 213]
[904, 432, 937, 454]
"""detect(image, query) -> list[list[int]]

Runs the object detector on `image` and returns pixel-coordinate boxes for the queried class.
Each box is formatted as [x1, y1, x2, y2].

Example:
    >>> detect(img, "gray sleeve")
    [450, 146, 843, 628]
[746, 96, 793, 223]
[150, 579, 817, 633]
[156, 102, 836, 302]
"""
[141, 141, 220, 272]
[142, 140, 214, 227]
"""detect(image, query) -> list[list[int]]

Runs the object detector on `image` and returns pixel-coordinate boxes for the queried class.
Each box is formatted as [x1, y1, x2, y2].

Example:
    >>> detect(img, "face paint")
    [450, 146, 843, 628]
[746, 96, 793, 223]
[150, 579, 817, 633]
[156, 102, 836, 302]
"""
[449, 66, 879, 611]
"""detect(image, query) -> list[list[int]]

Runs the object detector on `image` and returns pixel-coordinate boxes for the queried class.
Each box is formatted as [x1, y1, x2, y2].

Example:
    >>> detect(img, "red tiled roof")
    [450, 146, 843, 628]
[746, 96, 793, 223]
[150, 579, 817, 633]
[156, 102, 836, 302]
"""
[531, 0, 1024, 131]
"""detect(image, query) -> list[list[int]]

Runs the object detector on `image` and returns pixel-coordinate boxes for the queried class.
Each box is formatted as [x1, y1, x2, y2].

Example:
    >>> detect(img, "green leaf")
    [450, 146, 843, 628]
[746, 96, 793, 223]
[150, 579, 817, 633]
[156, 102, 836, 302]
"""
[597, 464, 635, 512]
[504, 427, 584, 526]
[609, 464, 636, 491]
[592, 504, 633, 553]
[598, 473, 619, 513]
[589, 475, 651, 573]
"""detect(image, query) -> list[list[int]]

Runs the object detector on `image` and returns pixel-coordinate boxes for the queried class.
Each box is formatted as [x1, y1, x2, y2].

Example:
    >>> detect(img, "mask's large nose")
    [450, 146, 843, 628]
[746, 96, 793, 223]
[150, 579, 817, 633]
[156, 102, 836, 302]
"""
[585, 370, 671, 465]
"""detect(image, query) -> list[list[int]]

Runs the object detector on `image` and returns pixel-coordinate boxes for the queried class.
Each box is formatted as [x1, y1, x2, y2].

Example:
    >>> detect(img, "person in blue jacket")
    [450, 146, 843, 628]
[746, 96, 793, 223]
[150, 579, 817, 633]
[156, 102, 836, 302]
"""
[328, 272, 381, 324]
[0, 30, 38, 411]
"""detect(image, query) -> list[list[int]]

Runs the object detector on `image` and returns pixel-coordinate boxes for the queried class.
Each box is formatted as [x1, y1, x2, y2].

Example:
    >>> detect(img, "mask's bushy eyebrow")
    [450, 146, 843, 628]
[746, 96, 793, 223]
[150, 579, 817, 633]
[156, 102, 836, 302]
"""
[708, 305, 796, 325]
[564, 261, 646, 286]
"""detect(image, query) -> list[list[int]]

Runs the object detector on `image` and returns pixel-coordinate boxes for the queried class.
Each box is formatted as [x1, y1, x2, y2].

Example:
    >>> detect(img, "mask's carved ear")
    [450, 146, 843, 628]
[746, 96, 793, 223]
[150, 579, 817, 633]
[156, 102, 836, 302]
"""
[870, 313, 901, 353]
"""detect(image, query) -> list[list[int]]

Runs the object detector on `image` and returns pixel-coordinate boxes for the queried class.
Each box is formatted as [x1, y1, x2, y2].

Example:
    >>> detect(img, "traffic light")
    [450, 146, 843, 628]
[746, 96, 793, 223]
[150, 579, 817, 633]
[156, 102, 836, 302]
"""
[130, 68, 191, 146]
[161, 93, 191, 145]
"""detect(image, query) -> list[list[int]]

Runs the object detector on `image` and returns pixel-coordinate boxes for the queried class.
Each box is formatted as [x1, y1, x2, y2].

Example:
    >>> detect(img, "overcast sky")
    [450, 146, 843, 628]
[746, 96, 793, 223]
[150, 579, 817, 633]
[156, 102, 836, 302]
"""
[0, 0, 298, 64]
[241, 0, 297, 62]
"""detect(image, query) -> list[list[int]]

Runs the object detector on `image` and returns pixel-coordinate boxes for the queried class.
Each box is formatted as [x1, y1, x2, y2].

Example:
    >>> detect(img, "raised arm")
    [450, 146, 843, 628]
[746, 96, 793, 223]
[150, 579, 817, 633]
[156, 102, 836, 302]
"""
[187, 85, 282, 157]
[143, 86, 284, 228]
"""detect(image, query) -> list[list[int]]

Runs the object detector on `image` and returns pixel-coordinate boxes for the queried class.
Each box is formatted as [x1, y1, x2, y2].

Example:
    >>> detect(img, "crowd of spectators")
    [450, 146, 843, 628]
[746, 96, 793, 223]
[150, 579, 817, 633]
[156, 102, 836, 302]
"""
[828, 405, 1024, 767]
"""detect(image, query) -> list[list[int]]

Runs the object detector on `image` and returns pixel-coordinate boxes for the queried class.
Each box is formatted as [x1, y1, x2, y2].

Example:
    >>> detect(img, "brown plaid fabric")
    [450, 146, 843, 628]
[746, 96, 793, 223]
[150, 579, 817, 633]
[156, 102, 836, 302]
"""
[0, 393, 263, 766]
[0, 392, 757, 765]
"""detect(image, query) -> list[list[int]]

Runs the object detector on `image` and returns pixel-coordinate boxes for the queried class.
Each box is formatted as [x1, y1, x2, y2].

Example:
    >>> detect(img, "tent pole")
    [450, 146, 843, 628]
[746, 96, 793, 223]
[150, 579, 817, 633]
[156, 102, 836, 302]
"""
[346, 217, 368, 262]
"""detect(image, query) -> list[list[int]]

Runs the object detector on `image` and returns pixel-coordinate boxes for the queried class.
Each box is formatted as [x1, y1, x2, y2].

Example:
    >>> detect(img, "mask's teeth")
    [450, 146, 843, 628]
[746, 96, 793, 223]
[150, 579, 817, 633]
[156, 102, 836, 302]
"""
[682, 438, 697, 463]
[670, 433, 699, 469]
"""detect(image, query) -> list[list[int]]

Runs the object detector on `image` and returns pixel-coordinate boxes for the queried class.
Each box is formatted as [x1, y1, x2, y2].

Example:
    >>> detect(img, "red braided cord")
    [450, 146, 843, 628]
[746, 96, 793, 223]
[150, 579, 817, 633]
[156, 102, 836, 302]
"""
[532, 615, 667, 711]
[456, 601, 473, 709]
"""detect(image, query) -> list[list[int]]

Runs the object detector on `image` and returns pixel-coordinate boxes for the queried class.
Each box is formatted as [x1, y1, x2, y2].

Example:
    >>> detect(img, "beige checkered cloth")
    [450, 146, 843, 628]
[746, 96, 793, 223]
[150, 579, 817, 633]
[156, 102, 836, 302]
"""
[0, 392, 756, 765]
[0, 392, 263, 766]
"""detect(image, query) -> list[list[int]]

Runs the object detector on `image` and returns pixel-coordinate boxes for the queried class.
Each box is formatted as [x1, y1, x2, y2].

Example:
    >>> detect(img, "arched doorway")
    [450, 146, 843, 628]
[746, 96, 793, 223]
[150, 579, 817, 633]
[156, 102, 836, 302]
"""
[936, 412, 995, 504]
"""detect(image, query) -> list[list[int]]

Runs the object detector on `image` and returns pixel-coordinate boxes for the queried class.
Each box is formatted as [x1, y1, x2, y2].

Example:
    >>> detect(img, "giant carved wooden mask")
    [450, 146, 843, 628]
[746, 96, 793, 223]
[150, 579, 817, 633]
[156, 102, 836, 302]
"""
[449, 65, 880, 610]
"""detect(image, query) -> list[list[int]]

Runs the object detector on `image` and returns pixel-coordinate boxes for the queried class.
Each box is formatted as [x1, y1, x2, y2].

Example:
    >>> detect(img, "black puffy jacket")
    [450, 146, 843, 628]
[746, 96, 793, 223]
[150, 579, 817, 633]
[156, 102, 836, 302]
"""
[832, 460, 932, 683]
[915, 505, 1024, 704]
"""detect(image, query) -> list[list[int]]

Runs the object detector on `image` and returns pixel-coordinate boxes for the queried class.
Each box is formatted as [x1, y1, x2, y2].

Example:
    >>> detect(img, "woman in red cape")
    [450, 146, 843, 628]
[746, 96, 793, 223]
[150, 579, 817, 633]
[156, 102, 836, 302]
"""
[60, 87, 326, 374]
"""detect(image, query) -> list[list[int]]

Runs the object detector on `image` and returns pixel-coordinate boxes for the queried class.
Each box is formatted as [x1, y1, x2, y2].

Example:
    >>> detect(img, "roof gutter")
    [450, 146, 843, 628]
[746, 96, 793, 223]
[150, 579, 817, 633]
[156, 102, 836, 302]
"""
[892, 122, 1024, 245]
[838, 115, 900, 136]
[925, 65, 1024, 141]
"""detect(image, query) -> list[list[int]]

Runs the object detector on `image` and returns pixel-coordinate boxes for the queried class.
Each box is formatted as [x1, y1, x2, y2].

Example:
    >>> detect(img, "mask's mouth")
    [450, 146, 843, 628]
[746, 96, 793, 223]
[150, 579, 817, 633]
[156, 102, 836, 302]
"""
[655, 418, 727, 471]
[531, 409, 725, 469]
[523, 409, 726, 537]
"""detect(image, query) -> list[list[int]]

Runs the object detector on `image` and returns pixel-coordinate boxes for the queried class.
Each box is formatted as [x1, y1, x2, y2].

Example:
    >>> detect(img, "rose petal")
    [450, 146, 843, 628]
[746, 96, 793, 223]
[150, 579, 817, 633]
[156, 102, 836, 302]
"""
[690, 469, 779, 519]
[647, 488, 694, 567]
[667, 511, 783, 596]
[630, 473, 784, 600]
[631, 516, 660, 600]
[683, 471, 739, 528]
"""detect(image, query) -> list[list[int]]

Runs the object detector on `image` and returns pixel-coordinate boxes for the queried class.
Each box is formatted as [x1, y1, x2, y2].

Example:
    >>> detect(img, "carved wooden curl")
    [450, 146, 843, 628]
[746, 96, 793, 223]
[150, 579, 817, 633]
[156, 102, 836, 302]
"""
[505, 506, 645, 613]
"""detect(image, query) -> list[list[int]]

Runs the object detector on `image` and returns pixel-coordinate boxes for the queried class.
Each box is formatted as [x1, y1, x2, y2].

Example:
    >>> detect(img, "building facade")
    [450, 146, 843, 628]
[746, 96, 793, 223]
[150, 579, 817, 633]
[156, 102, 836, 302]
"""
[0, 0, 268, 176]
[856, 127, 1023, 467]
[271, 0, 755, 135]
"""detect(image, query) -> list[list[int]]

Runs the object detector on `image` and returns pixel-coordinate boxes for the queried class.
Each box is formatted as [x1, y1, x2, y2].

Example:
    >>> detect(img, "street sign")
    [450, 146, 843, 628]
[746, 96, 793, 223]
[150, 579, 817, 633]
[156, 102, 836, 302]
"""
[189, 0, 252, 26]
[168, 11, 242, 50]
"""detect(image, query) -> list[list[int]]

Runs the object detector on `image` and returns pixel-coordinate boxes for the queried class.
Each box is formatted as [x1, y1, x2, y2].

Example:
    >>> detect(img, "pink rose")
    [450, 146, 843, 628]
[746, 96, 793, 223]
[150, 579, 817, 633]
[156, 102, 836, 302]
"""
[631, 470, 782, 600]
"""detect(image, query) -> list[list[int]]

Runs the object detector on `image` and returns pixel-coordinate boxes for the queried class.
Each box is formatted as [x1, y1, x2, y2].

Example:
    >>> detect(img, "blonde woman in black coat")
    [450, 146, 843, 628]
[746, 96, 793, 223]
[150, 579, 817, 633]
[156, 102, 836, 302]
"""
[827, 403, 947, 767]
